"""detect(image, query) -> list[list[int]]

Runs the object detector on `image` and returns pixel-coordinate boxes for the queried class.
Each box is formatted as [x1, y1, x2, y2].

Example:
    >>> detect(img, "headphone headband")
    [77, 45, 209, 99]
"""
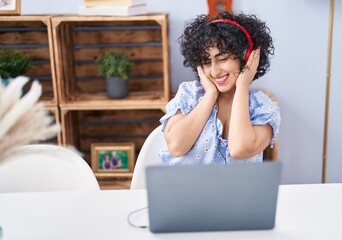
[209, 19, 254, 62]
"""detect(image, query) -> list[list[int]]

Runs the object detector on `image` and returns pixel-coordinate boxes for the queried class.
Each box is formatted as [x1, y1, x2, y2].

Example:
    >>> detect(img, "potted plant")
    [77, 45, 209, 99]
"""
[0, 48, 34, 87]
[96, 51, 133, 99]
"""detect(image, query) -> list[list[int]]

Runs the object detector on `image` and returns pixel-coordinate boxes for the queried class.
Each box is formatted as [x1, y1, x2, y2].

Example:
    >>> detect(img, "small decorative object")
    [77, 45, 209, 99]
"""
[207, 0, 233, 16]
[0, 48, 34, 87]
[0, 76, 60, 162]
[91, 142, 135, 178]
[0, 0, 20, 15]
[96, 51, 133, 99]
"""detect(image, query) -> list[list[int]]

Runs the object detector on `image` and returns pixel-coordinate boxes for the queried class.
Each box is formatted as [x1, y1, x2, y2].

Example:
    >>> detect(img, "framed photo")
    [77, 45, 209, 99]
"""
[91, 142, 135, 178]
[0, 0, 20, 15]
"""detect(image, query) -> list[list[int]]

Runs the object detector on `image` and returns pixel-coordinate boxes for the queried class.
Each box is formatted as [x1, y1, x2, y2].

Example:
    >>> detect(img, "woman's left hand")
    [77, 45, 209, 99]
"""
[236, 48, 261, 88]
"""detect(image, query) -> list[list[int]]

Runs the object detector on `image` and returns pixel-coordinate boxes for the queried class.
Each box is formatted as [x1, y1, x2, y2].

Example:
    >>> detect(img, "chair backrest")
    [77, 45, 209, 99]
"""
[0, 144, 100, 193]
[130, 125, 165, 189]
[130, 123, 278, 189]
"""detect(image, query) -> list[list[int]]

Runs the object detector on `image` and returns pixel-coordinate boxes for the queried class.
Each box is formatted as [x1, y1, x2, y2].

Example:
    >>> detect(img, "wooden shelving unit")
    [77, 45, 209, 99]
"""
[50, 14, 170, 175]
[0, 14, 172, 165]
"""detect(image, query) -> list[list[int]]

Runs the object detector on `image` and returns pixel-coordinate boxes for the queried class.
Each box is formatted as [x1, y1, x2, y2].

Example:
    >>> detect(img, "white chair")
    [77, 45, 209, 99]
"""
[0, 144, 100, 193]
[130, 124, 279, 190]
[130, 125, 165, 189]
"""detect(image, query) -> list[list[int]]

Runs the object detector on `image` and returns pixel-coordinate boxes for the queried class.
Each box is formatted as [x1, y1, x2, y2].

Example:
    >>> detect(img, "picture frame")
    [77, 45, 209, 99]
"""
[91, 142, 135, 178]
[0, 0, 20, 15]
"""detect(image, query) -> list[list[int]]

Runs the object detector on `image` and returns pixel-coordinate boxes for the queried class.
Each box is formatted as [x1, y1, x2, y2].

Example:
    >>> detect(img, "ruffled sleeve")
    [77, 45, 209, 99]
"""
[249, 90, 281, 147]
[160, 81, 204, 132]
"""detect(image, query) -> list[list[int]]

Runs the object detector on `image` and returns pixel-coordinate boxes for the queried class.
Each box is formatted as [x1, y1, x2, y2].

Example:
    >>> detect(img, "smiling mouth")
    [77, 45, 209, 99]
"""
[215, 75, 228, 85]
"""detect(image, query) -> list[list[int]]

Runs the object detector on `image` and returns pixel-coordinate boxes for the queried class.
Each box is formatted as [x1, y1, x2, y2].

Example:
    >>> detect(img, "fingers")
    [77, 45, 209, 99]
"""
[197, 65, 207, 85]
[197, 66, 218, 95]
[235, 48, 261, 86]
[240, 48, 260, 75]
[197, 66, 206, 83]
[197, 65, 210, 84]
[197, 66, 204, 77]
[252, 48, 261, 69]
[247, 48, 260, 71]
[240, 65, 250, 74]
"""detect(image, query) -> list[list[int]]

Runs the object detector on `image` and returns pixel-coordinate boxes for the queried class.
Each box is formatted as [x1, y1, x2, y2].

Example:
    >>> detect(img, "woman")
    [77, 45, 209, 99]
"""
[159, 11, 280, 165]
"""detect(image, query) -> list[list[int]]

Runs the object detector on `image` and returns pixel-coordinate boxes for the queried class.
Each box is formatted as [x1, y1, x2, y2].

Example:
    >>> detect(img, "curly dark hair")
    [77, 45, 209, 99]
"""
[179, 12, 274, 80]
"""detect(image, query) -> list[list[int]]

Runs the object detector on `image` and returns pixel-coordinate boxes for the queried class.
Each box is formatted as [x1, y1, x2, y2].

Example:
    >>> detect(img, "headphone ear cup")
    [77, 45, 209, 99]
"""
[207, 0, 233, 16]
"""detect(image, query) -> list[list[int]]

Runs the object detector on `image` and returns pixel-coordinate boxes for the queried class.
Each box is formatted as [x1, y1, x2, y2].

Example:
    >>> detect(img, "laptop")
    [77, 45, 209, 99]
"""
[145, 161, 282, 233]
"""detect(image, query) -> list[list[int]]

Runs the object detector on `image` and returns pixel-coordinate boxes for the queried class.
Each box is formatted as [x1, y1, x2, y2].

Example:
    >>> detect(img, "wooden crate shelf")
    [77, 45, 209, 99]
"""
[1, 14, 170, 188]
[60, 109, 165, 169]
[53, 14, 171, 182]
[0, 16, 58, 106]
[51, 14, 170, 109]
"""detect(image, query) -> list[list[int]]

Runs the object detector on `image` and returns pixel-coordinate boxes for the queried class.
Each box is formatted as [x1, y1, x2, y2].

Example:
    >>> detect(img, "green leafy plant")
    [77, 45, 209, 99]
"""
[0, 48, 34, 79]
[96, 51, 133, 80]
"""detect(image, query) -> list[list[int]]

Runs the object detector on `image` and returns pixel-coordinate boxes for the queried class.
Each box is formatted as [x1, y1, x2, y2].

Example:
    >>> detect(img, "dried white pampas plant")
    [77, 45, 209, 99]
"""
[0, 76, 61, 162]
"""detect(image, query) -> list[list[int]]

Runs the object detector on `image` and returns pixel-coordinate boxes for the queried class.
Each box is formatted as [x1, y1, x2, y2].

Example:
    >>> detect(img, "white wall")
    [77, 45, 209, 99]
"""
[234, 0, 329, 184]
[22, 0, 82, 14]
[327, 0, 342, 183]
[21, 0, 339, 184]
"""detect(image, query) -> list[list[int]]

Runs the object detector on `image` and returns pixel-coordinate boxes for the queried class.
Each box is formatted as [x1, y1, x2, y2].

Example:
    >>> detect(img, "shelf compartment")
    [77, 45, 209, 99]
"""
[0, 16, 58, 106]
[51, 14, 170, 108]
[60, 108, 165, 170]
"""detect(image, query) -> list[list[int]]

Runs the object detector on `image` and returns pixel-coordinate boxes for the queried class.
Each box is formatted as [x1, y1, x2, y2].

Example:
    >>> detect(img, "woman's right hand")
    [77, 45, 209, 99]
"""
[197, 66, 219, 98]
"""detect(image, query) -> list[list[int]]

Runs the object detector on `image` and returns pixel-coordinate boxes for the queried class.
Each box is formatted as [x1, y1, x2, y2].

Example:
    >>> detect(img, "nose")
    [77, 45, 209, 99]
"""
[211, 62, 221, 78]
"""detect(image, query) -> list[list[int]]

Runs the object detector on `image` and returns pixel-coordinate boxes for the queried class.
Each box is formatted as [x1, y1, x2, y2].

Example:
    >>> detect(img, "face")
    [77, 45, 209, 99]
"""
[202, 47, 241, 93]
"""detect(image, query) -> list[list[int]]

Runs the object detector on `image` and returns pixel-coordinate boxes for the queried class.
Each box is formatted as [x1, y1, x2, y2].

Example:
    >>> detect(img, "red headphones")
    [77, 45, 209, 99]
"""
[209, 19, 254, 62]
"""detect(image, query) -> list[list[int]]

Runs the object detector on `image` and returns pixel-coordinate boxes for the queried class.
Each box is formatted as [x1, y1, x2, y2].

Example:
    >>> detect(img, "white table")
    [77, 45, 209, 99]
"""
[0, 184, 341, 240]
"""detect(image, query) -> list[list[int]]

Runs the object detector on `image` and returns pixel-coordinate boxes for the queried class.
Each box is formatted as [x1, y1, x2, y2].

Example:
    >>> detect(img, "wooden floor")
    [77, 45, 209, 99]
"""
[98, 178, 131, 190]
